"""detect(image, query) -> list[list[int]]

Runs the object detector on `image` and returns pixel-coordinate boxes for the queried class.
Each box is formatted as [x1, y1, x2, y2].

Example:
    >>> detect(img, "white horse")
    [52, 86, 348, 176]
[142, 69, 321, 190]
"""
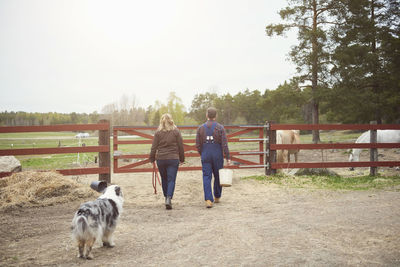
[349, 130, 400, 170]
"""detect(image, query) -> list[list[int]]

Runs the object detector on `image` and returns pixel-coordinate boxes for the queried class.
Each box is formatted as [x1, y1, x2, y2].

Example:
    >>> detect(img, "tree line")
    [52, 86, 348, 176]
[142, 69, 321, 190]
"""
[0, 86, 307, 127]
[0, 78, 385, 128]
[0, 111, 101, 126]
[266, 0, 400, 142]
[1, 0, 399, 131]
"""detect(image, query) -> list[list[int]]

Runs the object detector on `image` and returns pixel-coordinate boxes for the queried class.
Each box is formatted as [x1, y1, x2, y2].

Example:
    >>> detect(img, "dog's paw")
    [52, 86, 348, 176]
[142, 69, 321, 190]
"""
[103, 242, 115, 248]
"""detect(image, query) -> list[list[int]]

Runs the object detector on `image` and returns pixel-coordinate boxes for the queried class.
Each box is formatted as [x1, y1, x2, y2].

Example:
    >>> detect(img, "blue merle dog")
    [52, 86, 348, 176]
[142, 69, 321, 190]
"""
[71, 185, 124, 259]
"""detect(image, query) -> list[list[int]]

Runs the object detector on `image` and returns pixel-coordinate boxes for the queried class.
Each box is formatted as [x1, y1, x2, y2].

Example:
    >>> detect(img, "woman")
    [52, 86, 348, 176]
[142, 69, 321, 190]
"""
[149, 113, 185, 210]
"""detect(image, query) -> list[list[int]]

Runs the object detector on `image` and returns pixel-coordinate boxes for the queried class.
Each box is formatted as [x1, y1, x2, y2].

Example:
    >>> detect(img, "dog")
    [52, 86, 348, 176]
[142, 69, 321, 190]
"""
[71, 185, 124, 259]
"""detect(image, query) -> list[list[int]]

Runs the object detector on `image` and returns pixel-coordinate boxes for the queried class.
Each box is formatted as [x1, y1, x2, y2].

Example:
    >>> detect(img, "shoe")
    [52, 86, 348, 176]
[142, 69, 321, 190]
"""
[214, 197, 220, 203]
[205, 200, 213, 208]
[165, 196, 172, 210]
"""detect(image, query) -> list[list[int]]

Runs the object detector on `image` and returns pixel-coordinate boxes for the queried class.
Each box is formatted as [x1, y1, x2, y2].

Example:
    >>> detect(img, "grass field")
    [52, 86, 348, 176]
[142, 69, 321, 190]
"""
[0, 132, 98, 170]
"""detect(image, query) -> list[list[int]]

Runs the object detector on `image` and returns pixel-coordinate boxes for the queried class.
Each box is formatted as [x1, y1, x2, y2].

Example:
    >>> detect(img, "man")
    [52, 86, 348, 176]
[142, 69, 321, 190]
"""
[196, 107, 231, 208]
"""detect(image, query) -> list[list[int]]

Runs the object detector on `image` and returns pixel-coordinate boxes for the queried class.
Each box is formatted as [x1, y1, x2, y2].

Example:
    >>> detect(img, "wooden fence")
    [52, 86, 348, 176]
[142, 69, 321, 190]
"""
[266, 122, 400, 176]
[1, 121, 399, 181]
[0, 120, 111, 181]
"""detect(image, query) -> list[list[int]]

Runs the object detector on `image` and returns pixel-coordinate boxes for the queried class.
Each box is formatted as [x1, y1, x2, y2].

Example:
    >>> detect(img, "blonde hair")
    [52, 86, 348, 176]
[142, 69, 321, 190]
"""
[158, 113, 177, 131]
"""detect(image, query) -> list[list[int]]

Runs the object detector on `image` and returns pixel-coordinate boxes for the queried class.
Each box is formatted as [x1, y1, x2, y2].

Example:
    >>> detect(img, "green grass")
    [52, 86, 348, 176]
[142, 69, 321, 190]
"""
[0, 132, 99, 170]
[243, 173, 400, 191]
[0, 131, 78, 139]
[0, 135, 98, 150]
[299, 130, 361, 143]
[20, 153, 98, 170]
[116, 143, 151, 154]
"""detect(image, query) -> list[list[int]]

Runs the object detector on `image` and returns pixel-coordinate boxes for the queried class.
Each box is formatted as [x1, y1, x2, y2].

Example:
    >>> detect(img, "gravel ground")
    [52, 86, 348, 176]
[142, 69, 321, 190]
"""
[1, 148, 400, 266]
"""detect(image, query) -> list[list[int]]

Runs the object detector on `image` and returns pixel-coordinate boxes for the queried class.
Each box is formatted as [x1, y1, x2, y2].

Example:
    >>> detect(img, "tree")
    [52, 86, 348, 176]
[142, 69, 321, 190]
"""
[259, 81, 307, 123]
[214, 93, 237, 125]
[164, 92, 186, 125]
[266, 0, 339, 143]
[101, 102, 118, 125]
[189, 92, 218, 123]
[152, 110, 161, 126]
[328, 0, 400, 123]
[233, 89, 264, 124]
[144, 106, 153, 126]
[89, 111, 100, 123]
[146, 92, 186, 126]
[70, 112, 79, 124]
[118, 94, 130, 126]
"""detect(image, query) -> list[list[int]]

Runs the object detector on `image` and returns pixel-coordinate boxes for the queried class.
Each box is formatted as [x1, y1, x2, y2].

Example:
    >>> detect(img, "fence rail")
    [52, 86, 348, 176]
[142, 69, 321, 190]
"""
[271, 143, 400, 150]
[1, 122, 399, 180]
[269, 124, 400, 130]
[0, 123, 109, 133]
[0, 121, 111, 181]
[265, 122, 400, 176]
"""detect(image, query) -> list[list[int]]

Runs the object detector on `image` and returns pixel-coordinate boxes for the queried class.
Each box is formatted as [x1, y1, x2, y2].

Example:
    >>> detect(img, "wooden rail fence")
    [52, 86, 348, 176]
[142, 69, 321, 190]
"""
[1, 121, 399, 181]
[265, 122, 400, 176]
[0, 120, 111, 181]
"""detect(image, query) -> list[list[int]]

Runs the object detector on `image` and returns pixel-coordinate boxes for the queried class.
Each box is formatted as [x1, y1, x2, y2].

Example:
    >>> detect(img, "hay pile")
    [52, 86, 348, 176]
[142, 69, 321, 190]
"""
[0, 171, 98, 211]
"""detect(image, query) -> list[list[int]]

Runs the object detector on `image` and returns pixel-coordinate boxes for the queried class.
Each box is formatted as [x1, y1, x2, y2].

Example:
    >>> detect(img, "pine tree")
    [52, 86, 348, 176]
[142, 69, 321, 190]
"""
[329, 0, 400, 123]
[266, 0, 339, 143]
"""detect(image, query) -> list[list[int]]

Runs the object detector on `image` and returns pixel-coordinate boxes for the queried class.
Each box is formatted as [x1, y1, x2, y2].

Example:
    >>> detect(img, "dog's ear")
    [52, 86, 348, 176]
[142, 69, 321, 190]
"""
[115, 186, 121, 196]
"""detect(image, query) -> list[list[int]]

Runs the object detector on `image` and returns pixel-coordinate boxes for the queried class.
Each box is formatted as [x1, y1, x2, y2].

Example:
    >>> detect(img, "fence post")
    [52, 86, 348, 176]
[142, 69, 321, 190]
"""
[259, 125, 264, 166]
[265, 121, 276, 175]
[99, 120, 111, 183]
[370, 121, 378, 176]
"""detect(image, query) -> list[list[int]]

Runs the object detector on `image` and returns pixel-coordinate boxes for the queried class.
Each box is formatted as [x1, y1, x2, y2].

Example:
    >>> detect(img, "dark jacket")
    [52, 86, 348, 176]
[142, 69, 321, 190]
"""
[149, 128, 185, 163]
[195, 120, 230, 160]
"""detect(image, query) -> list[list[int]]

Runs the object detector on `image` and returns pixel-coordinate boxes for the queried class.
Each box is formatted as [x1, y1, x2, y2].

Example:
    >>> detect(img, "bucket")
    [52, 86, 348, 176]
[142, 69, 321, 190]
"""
[90, 180, 107, 193]
[219, 169, 233, 187]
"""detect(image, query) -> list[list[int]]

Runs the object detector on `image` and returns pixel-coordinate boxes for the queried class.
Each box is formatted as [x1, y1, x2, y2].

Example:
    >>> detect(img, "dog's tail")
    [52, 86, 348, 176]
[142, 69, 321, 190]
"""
[76, 216, 88, 234]
[72, 211, 89, 239]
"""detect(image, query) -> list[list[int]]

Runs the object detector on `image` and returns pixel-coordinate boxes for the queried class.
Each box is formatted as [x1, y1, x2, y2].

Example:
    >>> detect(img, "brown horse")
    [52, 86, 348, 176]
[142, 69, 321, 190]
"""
[276, 130, 300, 163]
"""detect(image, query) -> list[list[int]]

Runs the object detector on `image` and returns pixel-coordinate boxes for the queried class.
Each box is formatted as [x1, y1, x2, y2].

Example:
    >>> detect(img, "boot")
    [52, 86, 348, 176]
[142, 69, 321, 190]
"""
[205, 200, 213, 208]
[165, 196, 172, 210]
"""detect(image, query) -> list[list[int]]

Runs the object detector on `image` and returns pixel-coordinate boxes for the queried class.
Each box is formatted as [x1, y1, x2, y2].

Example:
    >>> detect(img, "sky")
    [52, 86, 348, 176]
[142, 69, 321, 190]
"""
[0, 0, 297, 114]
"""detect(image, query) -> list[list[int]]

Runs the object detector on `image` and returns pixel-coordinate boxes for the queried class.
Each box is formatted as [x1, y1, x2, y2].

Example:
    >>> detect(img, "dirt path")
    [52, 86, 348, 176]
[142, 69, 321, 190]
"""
[1, 166, 400, 266]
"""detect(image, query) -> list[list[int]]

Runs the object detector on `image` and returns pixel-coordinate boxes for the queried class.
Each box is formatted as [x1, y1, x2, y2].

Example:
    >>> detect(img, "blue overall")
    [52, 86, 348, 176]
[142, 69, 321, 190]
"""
[201, 122, 224, 202]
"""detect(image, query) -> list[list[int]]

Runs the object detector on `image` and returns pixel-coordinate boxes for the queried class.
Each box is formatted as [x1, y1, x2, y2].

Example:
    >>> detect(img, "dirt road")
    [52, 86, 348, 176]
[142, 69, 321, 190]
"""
[1, 164, 400, 266]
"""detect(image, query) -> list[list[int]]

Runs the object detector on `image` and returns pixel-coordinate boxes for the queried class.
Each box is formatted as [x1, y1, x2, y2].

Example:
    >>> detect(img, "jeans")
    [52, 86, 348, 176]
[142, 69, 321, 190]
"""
[156, 159, 179, 198]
